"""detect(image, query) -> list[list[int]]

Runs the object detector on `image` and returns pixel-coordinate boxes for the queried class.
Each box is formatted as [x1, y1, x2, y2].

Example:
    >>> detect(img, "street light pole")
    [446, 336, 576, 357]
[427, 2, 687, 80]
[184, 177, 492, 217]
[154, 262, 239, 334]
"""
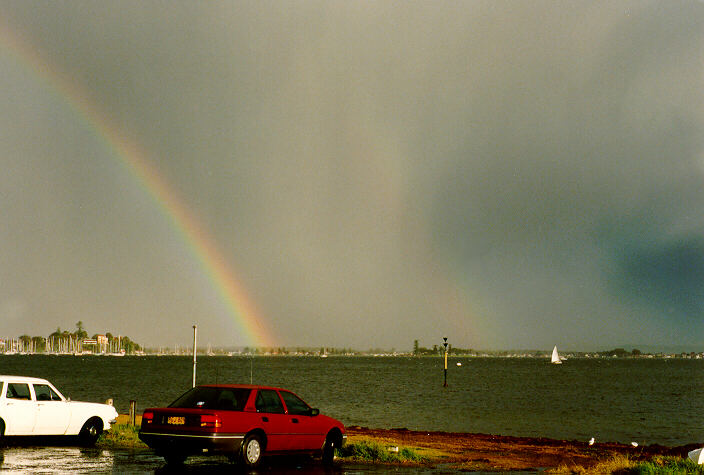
[443, 337, 448, 387]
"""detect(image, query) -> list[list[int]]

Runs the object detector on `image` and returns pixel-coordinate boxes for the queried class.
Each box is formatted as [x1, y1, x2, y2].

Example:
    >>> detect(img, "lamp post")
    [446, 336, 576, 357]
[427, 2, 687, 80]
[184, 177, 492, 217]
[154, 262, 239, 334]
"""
[192, 325, 197, 388]
[443, 337, 448, 387]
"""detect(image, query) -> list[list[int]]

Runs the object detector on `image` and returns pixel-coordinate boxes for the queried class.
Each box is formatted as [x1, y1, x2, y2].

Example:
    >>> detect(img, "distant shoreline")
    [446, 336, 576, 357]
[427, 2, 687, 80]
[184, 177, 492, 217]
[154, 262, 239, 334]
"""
[3, 351, 704, 359]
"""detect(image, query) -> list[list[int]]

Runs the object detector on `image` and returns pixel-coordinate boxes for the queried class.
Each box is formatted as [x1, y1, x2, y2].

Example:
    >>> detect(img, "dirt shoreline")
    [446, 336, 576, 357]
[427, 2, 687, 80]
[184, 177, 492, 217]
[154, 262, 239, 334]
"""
[346, 426, 702, 471]
[113, 416, 701, 471]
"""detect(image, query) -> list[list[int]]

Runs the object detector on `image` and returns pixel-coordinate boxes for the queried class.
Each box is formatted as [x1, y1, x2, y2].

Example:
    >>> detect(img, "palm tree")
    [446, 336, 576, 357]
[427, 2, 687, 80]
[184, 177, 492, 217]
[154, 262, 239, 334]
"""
[75, 321, 88, 340]
[32, 336, 46, 353]
[19, 335, 31, 352]
[48, 327, 62, 352]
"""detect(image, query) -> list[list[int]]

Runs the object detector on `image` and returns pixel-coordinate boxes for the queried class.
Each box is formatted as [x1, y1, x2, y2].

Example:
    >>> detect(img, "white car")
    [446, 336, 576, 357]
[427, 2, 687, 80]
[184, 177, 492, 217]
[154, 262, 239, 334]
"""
[0, 375, 118, 445]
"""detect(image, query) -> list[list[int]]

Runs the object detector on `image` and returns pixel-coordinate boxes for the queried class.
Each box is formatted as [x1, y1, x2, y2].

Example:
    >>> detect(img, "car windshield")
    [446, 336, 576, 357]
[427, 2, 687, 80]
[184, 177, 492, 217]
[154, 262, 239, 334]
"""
[168, 387, 251, 411]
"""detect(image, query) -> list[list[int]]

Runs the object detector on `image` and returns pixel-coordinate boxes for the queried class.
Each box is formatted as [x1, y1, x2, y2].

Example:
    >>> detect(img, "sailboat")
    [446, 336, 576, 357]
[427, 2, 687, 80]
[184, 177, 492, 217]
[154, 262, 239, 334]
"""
[550, 345, 562, 364]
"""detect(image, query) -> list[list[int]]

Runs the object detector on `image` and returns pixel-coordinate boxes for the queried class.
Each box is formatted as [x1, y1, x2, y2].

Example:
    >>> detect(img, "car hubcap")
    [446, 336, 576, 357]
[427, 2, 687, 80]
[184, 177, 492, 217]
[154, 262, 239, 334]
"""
[246, 439, 260, 463]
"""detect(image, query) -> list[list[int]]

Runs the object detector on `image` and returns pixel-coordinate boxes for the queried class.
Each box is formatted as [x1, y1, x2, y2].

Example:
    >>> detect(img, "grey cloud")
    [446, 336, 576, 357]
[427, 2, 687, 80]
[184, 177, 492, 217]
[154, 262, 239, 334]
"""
[1, 1, 703, 350]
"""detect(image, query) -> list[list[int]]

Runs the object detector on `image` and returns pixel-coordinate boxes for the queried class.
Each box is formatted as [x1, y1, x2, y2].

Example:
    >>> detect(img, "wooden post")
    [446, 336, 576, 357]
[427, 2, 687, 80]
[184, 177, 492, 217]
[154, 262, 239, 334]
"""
[129, 400, 137, 426]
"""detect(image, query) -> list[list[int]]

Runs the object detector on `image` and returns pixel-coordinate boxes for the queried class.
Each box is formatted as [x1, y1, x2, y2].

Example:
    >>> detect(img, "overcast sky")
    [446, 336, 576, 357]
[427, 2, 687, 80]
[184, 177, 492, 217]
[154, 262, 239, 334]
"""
[1, 1, 704, 351]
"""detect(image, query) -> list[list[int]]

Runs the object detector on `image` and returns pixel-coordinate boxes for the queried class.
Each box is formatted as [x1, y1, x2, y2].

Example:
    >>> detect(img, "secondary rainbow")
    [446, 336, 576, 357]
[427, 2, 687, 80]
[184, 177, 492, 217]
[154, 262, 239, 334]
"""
[0, 22, 274, 347]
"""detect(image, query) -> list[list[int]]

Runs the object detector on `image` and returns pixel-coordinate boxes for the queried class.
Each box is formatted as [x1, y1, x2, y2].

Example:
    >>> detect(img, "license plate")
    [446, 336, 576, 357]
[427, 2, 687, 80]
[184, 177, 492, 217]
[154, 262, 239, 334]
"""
[167, 416, 185, 425]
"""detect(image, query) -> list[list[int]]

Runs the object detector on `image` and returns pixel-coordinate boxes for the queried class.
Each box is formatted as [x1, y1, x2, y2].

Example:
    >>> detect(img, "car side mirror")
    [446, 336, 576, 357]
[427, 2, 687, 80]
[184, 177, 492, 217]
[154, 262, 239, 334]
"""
[309, 408, 319, 417]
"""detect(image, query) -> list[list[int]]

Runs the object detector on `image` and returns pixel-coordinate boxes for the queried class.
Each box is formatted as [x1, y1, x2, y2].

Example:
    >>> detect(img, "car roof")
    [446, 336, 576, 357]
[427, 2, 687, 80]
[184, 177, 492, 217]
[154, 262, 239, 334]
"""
[197, 384, 290, 391]
[0, 375, 50, 384]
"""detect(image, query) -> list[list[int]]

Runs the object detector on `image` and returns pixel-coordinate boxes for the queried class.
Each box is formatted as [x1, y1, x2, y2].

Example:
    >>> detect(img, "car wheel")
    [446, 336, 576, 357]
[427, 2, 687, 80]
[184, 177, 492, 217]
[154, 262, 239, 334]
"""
[0, 419, 5, 445]
[322, 433, 337, 465]
[241, 433, 263, 467]
[79, 418, 103, 446]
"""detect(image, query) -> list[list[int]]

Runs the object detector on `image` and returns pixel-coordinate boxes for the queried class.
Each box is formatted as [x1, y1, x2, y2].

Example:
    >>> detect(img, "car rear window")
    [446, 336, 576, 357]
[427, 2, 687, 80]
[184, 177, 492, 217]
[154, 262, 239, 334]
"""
[169, 387, 251, 411]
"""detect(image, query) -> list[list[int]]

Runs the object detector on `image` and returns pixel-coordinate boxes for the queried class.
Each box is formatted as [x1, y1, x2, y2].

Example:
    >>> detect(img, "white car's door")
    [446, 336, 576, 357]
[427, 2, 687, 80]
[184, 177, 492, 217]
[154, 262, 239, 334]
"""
[32, 383, 71, 435]
[3, 382, 37, 434]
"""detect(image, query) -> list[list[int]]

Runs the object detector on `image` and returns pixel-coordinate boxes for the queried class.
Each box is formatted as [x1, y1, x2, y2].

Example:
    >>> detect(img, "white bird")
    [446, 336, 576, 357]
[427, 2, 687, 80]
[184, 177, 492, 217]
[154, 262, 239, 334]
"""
[588, 437, 595, 446]
[631, 442, 638, 447]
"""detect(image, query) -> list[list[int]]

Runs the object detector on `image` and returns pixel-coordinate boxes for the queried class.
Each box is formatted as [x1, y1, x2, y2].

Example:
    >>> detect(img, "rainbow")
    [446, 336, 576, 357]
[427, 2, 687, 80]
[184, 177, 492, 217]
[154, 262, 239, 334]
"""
[0, 22, 274, 347]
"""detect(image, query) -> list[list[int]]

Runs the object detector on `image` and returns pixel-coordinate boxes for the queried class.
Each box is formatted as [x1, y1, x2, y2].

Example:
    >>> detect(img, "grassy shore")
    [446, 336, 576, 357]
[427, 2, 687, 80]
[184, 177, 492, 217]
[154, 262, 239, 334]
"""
[98, 418, 703, 473]
[96, 423, 430, 464]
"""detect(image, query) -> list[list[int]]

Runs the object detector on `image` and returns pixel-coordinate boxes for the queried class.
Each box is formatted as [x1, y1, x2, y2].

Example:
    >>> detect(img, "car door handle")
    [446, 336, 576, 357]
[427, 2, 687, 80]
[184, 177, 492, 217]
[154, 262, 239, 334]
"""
[291, 418, 299, 423]
[261, 417, 269, 422]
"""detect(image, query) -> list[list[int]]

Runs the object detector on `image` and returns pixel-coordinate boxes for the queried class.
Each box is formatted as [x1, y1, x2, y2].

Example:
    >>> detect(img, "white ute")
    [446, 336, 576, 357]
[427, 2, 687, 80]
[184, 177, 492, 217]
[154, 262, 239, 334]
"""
[0, 375, 118, 445]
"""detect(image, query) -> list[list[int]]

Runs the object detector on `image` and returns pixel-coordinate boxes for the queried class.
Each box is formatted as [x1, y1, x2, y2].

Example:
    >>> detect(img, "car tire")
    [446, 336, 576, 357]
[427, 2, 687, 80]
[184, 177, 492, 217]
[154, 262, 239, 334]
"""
[164, 453, 187, 465]
[0, 419, 5, 445]
[79, 418, 103, 446]
[322, 433, 337, 465]
[241, 433, 263, 467]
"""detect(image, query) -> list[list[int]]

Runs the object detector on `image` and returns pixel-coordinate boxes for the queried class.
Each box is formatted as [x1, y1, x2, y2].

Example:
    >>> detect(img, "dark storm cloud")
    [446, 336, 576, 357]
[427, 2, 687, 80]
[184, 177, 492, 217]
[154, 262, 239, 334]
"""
[1, 1, 704, 350]
[607, 232, 704, 318]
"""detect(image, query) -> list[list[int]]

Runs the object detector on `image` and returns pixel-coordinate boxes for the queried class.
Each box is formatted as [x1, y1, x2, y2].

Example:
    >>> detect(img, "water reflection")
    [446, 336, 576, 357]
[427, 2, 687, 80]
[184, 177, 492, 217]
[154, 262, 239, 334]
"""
[0, 446, 442, 474]
[0, 446, 117, 473]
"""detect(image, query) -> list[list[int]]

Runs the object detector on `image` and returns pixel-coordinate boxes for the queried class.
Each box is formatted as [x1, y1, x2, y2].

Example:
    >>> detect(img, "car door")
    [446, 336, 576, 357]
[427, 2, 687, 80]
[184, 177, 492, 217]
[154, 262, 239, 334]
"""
[3, 382, 37, 434]
[32, 383, 71, 435]
[254, 389, 292, 451]
[279, 390, 323, 450]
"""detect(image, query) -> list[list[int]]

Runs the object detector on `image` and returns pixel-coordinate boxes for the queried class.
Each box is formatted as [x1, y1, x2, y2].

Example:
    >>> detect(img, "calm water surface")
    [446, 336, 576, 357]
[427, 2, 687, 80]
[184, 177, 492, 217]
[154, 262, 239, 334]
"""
[1, 355, 702, 446]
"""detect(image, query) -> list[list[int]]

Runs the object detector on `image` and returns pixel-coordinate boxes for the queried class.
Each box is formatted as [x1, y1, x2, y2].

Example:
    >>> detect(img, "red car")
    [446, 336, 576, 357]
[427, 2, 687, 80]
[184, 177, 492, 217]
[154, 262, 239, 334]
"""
[138, 384, 346, 467]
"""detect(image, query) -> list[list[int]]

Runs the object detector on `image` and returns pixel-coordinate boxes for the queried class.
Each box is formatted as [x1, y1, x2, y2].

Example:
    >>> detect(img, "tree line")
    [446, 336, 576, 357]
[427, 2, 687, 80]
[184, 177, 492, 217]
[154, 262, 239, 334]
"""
[5, 321, 142, 354]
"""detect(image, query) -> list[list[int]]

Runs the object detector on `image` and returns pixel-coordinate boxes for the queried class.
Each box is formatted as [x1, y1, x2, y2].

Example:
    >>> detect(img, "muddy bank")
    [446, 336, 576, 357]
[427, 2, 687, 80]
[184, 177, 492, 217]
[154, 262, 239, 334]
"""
[347, 426, 703, 471]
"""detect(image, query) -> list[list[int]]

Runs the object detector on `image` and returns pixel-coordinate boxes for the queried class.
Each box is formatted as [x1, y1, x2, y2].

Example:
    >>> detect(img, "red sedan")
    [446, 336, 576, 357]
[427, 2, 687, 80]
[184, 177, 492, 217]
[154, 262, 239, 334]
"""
[138, 384, 346, 467]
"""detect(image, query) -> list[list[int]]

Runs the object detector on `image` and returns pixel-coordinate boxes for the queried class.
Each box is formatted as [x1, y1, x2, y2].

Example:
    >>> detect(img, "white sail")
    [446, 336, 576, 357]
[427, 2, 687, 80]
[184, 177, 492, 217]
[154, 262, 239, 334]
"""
[551, 345, 562, 364]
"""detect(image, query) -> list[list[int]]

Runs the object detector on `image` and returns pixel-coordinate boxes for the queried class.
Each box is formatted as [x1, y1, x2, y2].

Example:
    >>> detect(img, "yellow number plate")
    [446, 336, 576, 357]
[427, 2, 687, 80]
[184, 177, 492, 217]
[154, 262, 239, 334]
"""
[167, 416, 185, 425]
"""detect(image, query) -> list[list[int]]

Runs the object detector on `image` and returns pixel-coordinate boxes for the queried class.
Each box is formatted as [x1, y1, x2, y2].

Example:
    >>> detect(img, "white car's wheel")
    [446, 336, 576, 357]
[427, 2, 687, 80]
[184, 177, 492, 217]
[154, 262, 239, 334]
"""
[79, 418, 103, 446]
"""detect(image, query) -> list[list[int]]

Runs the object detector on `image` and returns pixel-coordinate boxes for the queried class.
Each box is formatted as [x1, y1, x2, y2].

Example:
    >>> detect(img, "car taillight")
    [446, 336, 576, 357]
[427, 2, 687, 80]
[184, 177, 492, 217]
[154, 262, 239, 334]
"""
[142, 411, 154, 424]
[200, 414, 221, 428]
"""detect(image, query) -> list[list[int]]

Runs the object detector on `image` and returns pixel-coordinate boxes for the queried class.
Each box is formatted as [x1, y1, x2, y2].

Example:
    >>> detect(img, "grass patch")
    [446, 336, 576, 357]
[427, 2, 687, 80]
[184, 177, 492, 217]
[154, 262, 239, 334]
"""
[96, 423, 148, 449]
[337, 440, 427, 464]
[625, 456, 704, 474]
[549, 455, 704, 474]
[550, 455, 636, 474]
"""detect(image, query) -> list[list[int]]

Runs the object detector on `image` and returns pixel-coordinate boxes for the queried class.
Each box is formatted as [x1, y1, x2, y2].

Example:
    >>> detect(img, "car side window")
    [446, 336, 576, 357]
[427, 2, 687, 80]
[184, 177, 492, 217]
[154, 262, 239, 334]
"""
[34, 384, 62, 401]
[280, 391, 311, 415]
[7, 383, 31, 400]
[215, 389, 250, 411]
[255, 389, 284, 414]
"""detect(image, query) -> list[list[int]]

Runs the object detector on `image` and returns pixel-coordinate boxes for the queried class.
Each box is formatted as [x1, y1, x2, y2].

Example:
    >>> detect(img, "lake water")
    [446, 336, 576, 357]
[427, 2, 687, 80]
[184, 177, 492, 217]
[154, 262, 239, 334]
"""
[1, 355, 702, 447]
